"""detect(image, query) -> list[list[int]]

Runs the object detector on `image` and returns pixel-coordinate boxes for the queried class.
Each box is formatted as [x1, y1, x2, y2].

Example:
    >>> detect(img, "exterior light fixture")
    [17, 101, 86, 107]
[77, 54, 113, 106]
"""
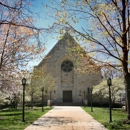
[107, 78, 112, 122]
[22, 78, 26, 122]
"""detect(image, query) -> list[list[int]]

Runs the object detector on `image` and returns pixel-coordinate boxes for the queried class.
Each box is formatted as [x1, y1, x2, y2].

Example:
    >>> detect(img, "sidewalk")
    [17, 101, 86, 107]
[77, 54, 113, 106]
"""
[24, 106, 108, 130]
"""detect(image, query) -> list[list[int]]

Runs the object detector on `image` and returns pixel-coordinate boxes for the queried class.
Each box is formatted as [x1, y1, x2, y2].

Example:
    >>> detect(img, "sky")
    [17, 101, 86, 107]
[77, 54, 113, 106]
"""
[26, 0, 60, 69]
[26, 0, 87, 69]
[26, 0, 91, 66]
[26, 0, 128, 71]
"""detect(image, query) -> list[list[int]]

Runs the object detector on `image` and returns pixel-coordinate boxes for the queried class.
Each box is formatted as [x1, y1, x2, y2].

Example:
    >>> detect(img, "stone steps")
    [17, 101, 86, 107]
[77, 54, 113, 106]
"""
[53, 102, 83, 106]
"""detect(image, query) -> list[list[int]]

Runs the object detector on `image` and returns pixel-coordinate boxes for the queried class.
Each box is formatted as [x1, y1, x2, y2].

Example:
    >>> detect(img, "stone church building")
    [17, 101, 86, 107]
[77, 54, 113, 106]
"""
[34, 33, 102, 105]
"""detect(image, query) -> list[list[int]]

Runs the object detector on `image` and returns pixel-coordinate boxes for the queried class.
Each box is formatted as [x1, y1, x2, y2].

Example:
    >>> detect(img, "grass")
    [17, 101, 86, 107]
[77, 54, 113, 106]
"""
[83, 107, 130, 130]
[0, 107, 52, 130]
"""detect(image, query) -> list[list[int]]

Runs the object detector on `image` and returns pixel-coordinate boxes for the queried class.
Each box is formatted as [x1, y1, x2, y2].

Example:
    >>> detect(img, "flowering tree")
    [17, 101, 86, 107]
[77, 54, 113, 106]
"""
[46, 0, 130, 119]
[0, 71, 22, 108]
[0, 0, 50, 95]
[26, 66, 56, 107]
[93, 78, 125, 106]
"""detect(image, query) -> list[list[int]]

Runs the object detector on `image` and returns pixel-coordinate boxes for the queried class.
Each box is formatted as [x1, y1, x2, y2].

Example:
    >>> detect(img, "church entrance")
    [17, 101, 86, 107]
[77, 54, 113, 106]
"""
[63, 91, 72, 102]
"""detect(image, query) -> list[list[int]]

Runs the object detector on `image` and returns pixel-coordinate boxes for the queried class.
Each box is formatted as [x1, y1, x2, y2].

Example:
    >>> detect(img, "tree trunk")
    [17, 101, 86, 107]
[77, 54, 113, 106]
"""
[121, 0, 129, 119]
[125, 73, 130, 119]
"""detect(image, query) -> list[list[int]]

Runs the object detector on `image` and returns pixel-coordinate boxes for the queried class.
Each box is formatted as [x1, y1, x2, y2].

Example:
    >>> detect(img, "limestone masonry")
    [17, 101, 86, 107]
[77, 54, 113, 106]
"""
[34, 33, 101, 104]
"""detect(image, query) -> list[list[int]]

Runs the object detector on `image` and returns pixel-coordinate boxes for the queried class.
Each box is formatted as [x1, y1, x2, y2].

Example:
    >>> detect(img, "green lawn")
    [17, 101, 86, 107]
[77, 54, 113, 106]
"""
[83, 107, 130, 130]
[0, 107, 52, 130]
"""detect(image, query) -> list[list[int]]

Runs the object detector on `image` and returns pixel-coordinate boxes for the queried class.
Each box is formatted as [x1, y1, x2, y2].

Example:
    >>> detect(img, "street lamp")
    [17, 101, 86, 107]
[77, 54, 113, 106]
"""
[90, 86, 93, 112]
[50, 91, 52, 107]
[107, 78, 112, 122]
[22, 78, 26, 122]
[83, 91, 85, 107]
[41, 87, 44, 112]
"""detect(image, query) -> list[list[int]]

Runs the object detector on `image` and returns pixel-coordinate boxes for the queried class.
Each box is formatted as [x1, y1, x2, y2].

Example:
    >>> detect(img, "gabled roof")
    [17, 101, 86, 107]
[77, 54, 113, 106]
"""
[37, 32, 78, 67]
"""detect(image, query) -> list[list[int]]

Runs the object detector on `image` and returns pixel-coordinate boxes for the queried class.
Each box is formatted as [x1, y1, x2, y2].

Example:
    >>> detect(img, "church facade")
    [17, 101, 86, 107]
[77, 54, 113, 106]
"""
[34, 33, 102, 104]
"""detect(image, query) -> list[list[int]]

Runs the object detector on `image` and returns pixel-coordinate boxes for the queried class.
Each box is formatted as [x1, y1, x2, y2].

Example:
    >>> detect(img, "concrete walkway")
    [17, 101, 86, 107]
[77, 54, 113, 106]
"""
[24, 106, 108, 130]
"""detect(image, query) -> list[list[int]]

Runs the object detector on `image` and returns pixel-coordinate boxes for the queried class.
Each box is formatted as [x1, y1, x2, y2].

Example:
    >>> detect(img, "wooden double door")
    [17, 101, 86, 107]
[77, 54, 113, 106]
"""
[63, 91, 72, 102]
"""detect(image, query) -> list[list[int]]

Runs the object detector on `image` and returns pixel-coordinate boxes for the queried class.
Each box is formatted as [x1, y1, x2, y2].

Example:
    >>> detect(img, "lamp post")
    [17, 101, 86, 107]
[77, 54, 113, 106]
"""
[83, 91, 85, 107]
[50, 91, 52, 107]
[90, 86, 93, 112]
[22, 78, 26, 122]
[41, 87, 44, 112]
[107, 78, 112, 122]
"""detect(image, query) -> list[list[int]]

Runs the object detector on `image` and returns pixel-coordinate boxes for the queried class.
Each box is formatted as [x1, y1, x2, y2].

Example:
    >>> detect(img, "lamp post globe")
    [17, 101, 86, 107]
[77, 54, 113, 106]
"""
[41, 87, 44, 92]
[107, 78, 112, 86]
[22, 78, 26, 86]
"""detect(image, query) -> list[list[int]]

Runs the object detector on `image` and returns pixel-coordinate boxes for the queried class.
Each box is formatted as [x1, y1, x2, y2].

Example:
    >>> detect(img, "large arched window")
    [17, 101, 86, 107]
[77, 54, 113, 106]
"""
[61, 60, 73, 72]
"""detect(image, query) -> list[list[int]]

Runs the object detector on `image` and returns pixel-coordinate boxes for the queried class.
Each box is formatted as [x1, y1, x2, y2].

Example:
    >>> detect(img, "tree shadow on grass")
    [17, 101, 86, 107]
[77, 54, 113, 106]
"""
[0, 111, 32, 116]
[0, 108, 22, 112]
[0, 113, 22, 116]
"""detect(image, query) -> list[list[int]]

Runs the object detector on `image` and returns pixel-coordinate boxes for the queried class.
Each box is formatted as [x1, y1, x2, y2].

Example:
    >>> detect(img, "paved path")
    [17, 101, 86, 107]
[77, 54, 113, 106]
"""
[24, 106, 108, 130]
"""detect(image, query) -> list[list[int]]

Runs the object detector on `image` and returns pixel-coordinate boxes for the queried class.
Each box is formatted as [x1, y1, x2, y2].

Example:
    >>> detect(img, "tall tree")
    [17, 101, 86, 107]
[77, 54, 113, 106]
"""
[0, 0, 49, 90]
[47, 0, 130, 119]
